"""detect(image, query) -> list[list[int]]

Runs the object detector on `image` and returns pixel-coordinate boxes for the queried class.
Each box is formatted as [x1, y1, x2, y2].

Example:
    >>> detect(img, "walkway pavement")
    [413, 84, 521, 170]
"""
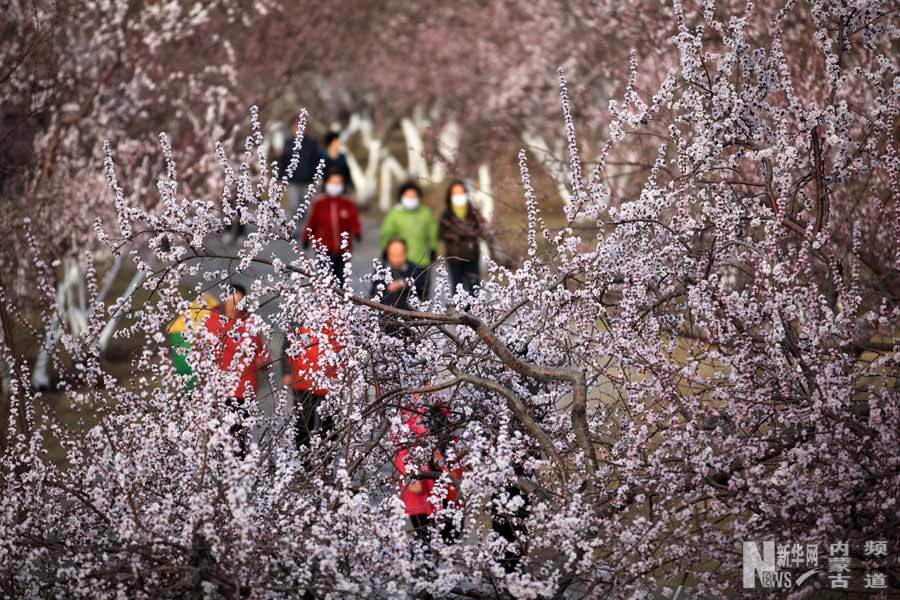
[200, 210, 384, 313]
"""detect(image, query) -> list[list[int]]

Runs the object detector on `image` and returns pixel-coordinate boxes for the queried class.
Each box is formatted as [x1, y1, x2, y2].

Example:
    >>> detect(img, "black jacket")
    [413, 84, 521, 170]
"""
[320, 152, 354, 191]
[439, 206, 485, 263]
[278, 136, 321, 184]
[371, 264, 415, 311]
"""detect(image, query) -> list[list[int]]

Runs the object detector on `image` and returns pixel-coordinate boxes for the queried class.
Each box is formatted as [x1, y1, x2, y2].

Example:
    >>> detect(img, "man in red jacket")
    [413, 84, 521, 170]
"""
[302, 169, 362, 287]
[282, 323, 341, 450]
[204, 284, 268, 459]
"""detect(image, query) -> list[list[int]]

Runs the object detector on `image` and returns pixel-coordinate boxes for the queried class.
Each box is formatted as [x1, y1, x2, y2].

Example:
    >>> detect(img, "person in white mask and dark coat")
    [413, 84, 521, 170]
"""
[438, 180, 489, 296]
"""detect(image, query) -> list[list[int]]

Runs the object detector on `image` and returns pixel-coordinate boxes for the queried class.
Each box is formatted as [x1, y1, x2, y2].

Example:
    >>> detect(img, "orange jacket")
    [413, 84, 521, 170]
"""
[287, 325, 340, 396]
[204, 309, 267, 399]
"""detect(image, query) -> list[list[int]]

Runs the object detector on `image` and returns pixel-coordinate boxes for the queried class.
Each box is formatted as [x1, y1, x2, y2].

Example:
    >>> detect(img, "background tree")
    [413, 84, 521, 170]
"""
[0, 0, 898, 598]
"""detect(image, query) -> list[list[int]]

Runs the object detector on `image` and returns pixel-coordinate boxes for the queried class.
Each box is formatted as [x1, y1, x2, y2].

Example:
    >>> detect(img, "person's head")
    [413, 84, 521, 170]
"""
[398, 181, 423, 211]
[223, 283, 247, 317]
[324, 131, 341, 157]
[426, 404, 452, 455]
[323, 168, 345, 197]
[385, 238, 408, 269]
[445, 179, 469, 209]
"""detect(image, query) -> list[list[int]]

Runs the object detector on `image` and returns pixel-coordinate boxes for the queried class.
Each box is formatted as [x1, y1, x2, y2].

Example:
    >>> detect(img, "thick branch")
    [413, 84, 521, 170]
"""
[449, 366, 569, 484]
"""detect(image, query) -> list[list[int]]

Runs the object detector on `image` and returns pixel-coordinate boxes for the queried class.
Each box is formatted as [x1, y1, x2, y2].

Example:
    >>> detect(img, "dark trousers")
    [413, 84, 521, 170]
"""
[447, 259, 480, 295]
[409, 509, 461, 546]
[409, 513, 432, 544]
[224, 397, 250, 459]
[328, 253, 346, 287]
[229, 219, 245, 241]
[490, 485, 529, 572]
[293, 389, 332, 450]
[410, 263, 430, 300]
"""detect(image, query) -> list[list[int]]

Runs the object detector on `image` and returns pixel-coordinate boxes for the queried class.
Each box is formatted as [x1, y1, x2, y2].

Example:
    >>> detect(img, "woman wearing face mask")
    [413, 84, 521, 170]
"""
[302, 168, 362, 286]
[379, 181, 438, 300]
[438, 180, 488, 296]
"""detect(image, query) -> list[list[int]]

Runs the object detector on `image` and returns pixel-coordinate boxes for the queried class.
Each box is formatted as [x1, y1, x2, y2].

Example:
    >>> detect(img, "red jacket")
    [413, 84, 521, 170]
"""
[393, 408, 463, 516]
[204, 309, 267, 399]
[287, 325, 340, 396]
[302, 195, 362, 254]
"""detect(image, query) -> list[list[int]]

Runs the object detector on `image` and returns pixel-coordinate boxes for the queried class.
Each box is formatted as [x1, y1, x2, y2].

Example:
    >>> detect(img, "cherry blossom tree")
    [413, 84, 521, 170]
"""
[1, 1, 898, 598]
[0, 0, 379, 398]
[0, 0, 269, 401]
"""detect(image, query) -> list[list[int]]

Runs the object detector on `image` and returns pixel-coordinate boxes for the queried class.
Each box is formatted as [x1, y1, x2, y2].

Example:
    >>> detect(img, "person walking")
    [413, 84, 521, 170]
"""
[203, 284, 268, 459]
[302, 169, 362, 286]
[438, 180, 489, 296]
[393, 403, 464, 545]
[490, 467, 531, 573]
[372, 238, 416, 310]
[166, 293, 219, 392]
[371, 238, 417, 337]
[278, 134, 321, 216]
[282, 322, 341, 451]
[379, 181, 438, 300]
[488, 344, 549, 572]
[320, 131, 354, 192]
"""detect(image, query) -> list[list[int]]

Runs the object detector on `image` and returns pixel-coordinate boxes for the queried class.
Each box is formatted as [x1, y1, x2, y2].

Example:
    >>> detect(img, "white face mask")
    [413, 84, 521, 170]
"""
[401, 196, 420, 210]
[325, 183, 343, 197]
[450, 194, 468, 207]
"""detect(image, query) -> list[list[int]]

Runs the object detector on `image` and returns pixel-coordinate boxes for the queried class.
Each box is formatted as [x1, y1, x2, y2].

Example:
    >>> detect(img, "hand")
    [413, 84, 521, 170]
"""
[387, 279, 406, 293]
[282, 374, 293, 386]
[407, 480, 425, 494]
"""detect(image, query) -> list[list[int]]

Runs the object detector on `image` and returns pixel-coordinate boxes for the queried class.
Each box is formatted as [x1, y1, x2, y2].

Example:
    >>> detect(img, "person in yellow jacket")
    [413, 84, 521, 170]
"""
[166, 293, 219, 391]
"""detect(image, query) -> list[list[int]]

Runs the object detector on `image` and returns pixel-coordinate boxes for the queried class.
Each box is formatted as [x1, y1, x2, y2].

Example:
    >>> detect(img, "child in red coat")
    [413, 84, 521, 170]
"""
[203, 285, 268, 458]
[393, 402, 464, 544]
